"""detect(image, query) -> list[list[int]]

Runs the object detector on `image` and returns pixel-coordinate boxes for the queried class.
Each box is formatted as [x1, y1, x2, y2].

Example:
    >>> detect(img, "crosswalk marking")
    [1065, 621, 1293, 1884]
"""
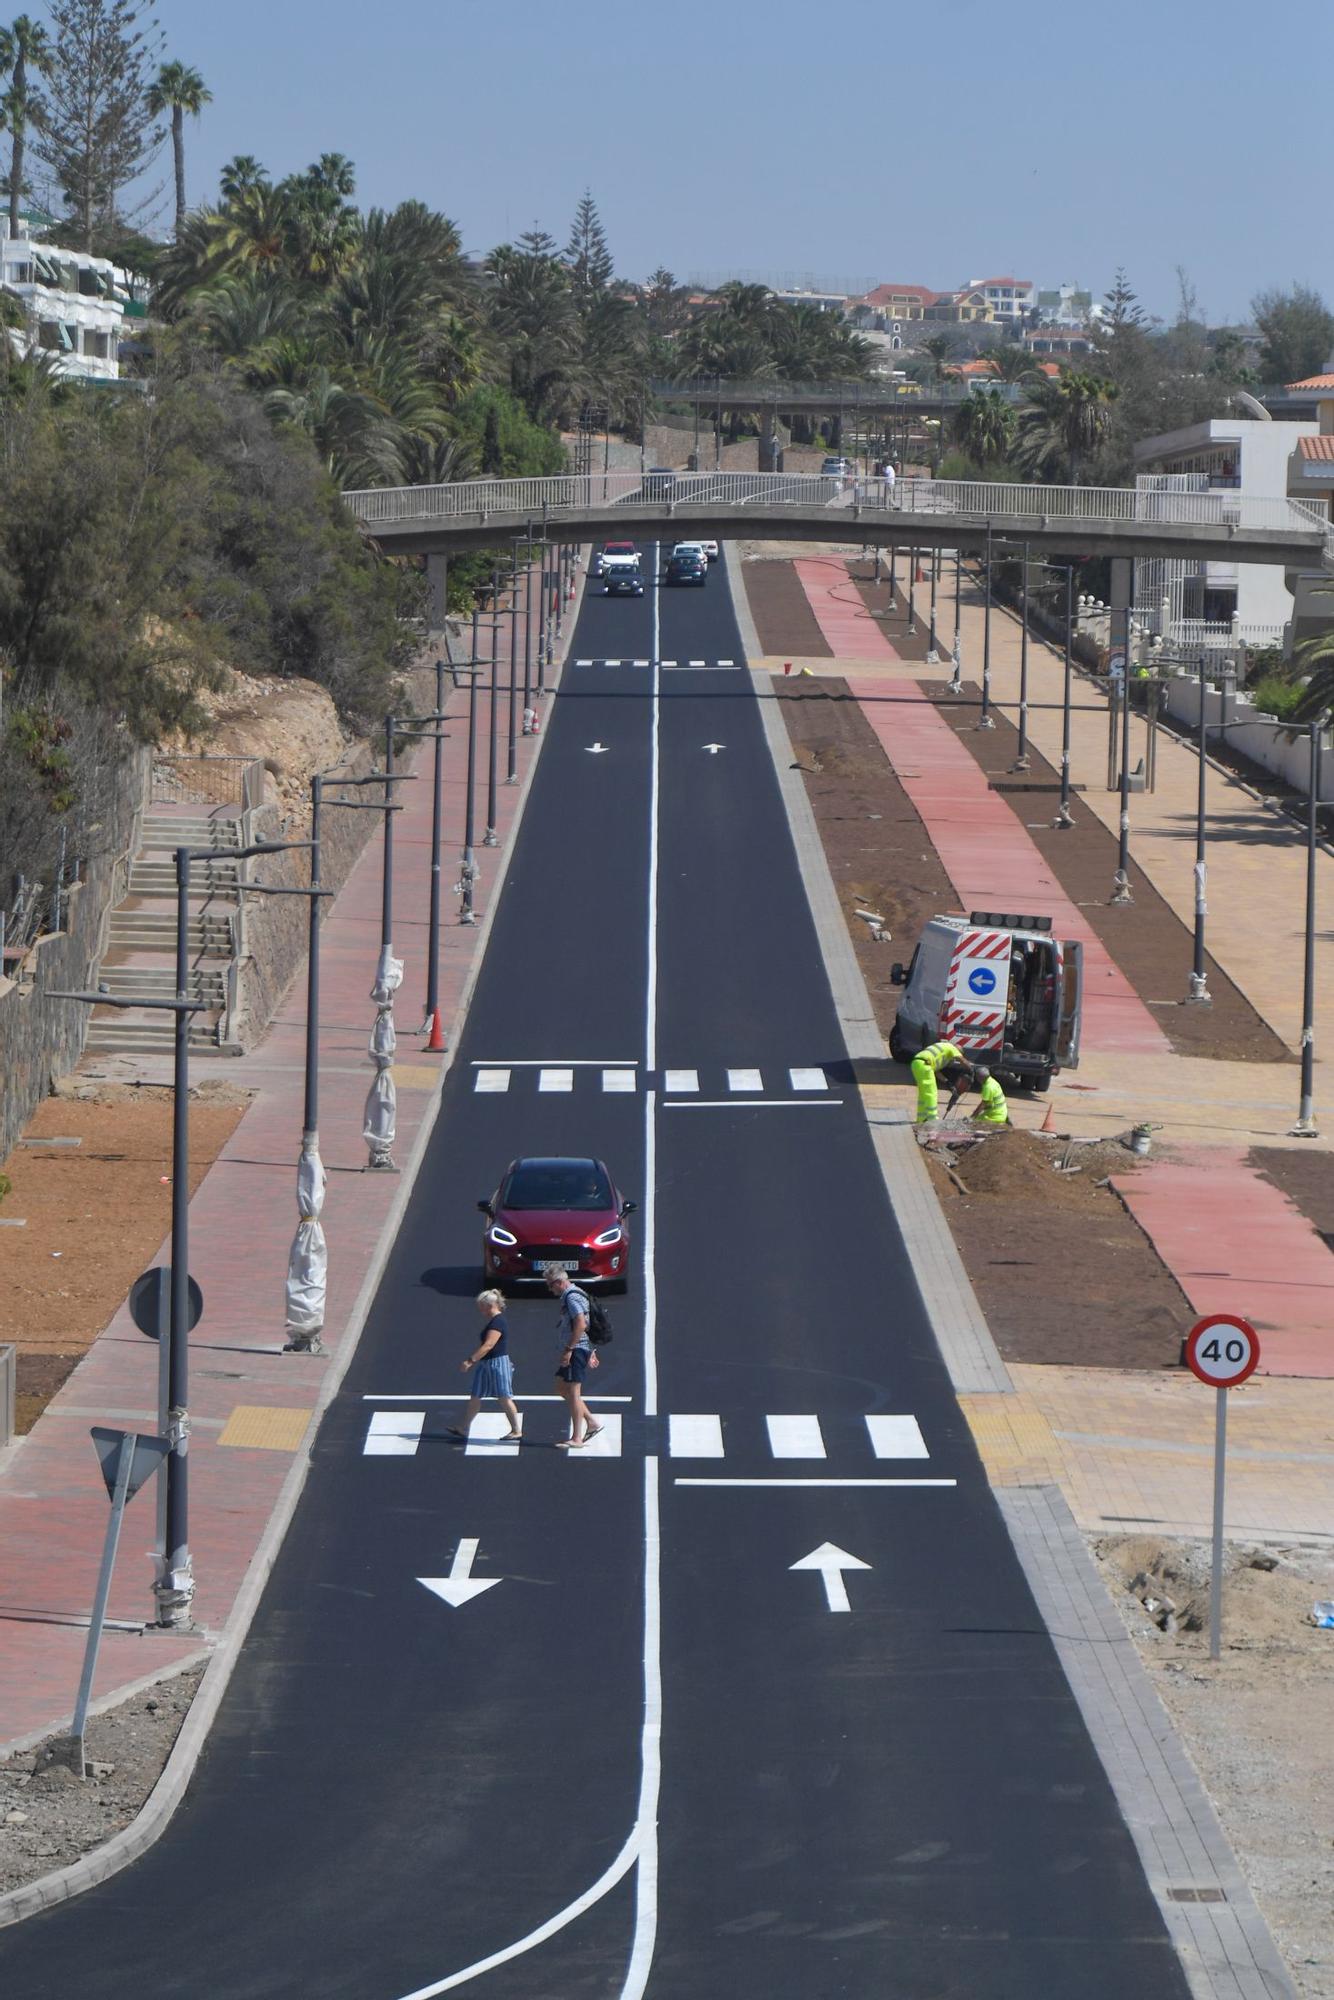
[633, 658, 649, 667]
[474, 1068, 511, 1094]
[789, 1067, 828, 1091]
[766, 1415, 826, 1460]
[664, 1068, 699, 1093]
[688, 658, 706, 667]
[538, 1067, 573, 1093]
[866, 1415, 929, 1460]
[669, 1414, 725, 1458]
[602, 1068, 636, 1093]
[572, 1414, 622, 1459]
[466, 1413, 524, 1457]
[469, 1064, 834, 1098]
[728, 1068, 763, 1092]
[364, 1411, 425, 1456]
[571, 657, 743, 673]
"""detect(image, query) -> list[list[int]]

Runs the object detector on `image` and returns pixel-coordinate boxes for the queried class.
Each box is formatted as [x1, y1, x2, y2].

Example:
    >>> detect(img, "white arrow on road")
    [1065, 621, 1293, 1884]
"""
[702, 743, 726, 755]
[418, 1538, 501, 1608]
[789, 1542, 871, 1614]
[586, 742, 609, 754]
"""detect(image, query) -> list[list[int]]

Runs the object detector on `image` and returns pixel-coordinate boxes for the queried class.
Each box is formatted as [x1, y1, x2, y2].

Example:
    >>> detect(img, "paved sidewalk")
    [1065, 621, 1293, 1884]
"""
[0, 587, 573, 1756]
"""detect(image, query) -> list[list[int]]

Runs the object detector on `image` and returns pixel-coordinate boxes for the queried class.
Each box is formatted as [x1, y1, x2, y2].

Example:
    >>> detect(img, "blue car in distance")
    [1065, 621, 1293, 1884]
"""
[665, 548, 706, 586]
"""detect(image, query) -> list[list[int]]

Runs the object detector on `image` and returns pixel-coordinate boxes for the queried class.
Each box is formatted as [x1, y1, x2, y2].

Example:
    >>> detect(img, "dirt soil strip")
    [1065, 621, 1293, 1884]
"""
[742, 559, 832, 657]
[774, 677, 1190, 1370]
[847, 558, 939, 663]
[0, 1087, 248, 1430]
[1250, 1148, 1334, 1255]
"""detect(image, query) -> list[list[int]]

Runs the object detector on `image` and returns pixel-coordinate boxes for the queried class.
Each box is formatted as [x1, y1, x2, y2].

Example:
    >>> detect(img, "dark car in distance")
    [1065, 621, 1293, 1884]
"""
[604, 567, 644, 596]
[480, 1156, 636, 1290]
[665, 548, 707, 586]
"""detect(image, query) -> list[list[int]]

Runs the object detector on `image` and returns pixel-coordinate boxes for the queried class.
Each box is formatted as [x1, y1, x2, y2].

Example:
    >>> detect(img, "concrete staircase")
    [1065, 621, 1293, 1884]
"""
[87, 813, 246, 1057]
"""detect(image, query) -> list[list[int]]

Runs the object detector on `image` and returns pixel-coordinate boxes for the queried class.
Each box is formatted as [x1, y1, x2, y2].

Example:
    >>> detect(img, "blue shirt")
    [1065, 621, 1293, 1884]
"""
[558, 1287, 591, 1355]
[481, 1312, 508, 1358]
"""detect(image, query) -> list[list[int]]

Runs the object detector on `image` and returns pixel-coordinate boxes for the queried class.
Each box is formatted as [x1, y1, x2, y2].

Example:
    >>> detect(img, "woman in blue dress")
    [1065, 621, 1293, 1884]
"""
[449, 1288, 521, 1441]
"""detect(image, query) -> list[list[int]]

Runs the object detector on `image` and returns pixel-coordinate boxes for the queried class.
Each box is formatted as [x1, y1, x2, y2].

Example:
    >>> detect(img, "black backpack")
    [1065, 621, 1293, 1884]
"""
[585, 1294, 614, 1346]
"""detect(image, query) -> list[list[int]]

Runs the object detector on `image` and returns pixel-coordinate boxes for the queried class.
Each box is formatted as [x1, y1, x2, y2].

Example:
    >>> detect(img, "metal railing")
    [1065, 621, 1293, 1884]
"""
[150, 754, 262, 809]
[344, 471, 1333, 549]
[0, 1343, 14, 1448]
[650, 376, 1019, 408]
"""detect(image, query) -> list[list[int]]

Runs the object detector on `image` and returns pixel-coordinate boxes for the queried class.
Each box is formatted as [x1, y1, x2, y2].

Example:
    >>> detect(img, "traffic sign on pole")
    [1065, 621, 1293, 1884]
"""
[1183, 1314, 1261, 1659]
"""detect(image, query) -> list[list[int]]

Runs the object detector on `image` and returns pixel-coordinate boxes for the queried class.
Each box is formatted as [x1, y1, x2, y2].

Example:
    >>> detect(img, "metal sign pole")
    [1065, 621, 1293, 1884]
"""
[69, 1434, 135, 1776]
[1210, 1385, 1227, 1662]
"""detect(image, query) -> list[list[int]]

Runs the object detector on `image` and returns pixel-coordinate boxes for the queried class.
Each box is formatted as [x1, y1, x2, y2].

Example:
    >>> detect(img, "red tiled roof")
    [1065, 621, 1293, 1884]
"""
[975, 276, 1031, 288]
[1296, 435, 1334, 460]
[860, 282, 939, 308]
[1286, 373, 1334, 390]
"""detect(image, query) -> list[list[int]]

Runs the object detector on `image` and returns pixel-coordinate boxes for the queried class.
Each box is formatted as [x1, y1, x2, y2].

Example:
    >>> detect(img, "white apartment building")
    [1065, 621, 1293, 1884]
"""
[967, 275, 1035, 324]
[1, 226, 135, 380]
[1034, 283, 1107, 330]
[1133, 417, 1317, 649]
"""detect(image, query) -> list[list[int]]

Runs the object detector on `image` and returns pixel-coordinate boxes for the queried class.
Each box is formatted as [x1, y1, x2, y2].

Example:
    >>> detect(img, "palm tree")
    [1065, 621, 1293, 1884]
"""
[0, 14, 53, 240]
[1014, 370, 1118, 484]
[917, 333, 957, 382]
[219, 154, 268, 204]
[983, 345, 1039, 385]
[1290, 633, 1334, 727]
[147, 61, 212, 236]
[952, 386, 1015, 466]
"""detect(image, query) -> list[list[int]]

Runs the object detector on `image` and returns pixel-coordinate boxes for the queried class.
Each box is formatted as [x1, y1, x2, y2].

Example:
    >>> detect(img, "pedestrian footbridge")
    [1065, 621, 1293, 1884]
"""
[343, 470, 1332, 569]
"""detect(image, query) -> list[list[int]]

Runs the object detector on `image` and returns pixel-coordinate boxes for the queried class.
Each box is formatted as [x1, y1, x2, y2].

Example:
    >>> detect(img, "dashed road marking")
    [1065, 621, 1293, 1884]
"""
[669, 1414, 725, 1458]
[766, 1414, 826, 1460]
[538, 1067, 574, 1092]
[866, 1415, 929, 1460]
[728, 1068, 763, 1092]
[664, 1068, 699, 1093]
[363, 1410, 425, 1456]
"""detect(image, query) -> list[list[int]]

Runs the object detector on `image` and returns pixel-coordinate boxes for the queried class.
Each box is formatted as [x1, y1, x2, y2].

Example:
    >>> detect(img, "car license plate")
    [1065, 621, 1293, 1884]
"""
[532, 1258, 579, 1272]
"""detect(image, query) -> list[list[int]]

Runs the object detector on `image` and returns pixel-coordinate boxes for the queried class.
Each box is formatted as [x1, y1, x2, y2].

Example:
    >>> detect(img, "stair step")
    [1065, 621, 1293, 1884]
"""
[85, 1028, 226, 1055]
[141, 824, 242, 852]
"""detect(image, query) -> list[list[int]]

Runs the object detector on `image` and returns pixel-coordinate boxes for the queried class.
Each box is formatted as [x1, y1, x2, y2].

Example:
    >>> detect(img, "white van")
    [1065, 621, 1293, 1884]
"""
[889, 910, 1083, 1092]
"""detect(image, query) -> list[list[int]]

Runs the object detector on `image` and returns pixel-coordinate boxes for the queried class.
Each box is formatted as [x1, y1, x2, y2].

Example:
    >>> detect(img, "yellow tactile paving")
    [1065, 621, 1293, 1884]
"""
[959, 1394, 1067, 1484]
[390, 1065, 440, 1090]
[217, 1405, 312, 1452]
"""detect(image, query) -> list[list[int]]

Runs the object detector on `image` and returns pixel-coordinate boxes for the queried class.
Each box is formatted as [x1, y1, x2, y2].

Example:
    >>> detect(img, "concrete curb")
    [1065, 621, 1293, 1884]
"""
[740, 549, 1298, 2000]
[0, 634, 567, 1933]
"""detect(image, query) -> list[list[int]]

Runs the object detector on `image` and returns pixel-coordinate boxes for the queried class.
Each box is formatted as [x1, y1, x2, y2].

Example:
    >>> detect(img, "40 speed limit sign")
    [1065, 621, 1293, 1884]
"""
[1184, 1313, 1260, 1388]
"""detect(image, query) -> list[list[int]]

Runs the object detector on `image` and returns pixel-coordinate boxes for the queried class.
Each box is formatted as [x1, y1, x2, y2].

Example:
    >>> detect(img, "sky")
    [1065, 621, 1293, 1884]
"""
[133, 0, 1324, 326]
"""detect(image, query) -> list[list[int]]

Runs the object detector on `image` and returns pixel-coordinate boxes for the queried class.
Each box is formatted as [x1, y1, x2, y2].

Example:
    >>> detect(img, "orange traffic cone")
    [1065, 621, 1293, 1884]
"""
[1039, 1099, 1057, 1135]
[425, 1008, 446, 1053]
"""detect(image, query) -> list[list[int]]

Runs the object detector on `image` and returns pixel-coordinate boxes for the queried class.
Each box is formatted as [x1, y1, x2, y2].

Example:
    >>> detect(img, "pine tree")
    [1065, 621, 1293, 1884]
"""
[564, 189, 613, 308]
[31, 0, 166, 251]
[516, 224, 558, 258]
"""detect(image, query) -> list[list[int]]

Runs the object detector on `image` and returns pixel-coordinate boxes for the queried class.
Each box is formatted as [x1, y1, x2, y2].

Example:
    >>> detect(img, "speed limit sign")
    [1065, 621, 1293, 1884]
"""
[1184, 1313, 1260, 1387]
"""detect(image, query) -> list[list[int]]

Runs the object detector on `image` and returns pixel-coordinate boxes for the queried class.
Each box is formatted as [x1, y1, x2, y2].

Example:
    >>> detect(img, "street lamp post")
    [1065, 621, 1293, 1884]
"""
[484, 566, 500, 845]
[907, 547, 917, 637]
[1054, 565, 1075, 828]
[1011, 542, 1031, 771]
[926, 543, 940, 665]
[1110, 604, 1135, 904]
[1187, 656, 1212, 1004]
[978, 524, 996, 728]
[949, 547, 963, 693]
[507, 538, 520, 784]
[1293, 714, 1326, 1137]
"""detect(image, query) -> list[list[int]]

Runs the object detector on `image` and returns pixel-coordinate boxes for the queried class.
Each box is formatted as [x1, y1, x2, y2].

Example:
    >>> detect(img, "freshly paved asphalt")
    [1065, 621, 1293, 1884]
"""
[0, 547, 1192, 1997]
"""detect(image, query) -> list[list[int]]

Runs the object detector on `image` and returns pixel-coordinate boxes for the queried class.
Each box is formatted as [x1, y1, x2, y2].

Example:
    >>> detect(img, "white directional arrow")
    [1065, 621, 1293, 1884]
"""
[789, 1541, 871, 1614]
[585, 742, 609, 754]
[418, 1538, 501, 1608]
[702, 743, 726, 755]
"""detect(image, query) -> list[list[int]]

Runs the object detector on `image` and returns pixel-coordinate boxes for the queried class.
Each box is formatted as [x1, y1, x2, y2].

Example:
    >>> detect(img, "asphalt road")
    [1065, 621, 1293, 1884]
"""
[0, 546, 1192, 1997]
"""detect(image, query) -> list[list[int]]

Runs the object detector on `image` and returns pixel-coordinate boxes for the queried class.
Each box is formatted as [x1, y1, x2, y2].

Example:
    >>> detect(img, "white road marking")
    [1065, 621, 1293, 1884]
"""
[688, 658, 705, 667]
[586, 742, 609, 754]
[538, 1067, 574, 1092]
[790, 1542, 870, 1614]
[702, 743, 725, 755]
[675, 1477, 958, 1489]
[633, 658, 649, 667]
[602, 1068, 636, 1092]
[668, 1414, 724, 1458]
[659, 658, 676, 667]
[789, 1066, 828, 1091]
[569, 1413, 622, 1458]
[465, 1414, 523, 1458]
[417, 1538, 502, 1608]
[605, 659, 621, 667]
[766, 1413, 825, 1459]
[727, 1067, 763, 1092]
[363, 1411, 424, 1455]
[663, 1068, 699, 1093]
[575, 658, 593, 667]
[362, 1393, 633, 1402]
[471, 1058, 637, 1067]
[866, 1414, 929, 1459]
[473, 1068, 511, 1093]
[717, 658, 735, 667]
[664, 1099, 842, 1109]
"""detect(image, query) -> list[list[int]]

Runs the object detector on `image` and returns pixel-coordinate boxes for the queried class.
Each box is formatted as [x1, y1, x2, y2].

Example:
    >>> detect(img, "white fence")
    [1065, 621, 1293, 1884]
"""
[1158, 674, 1334, 801]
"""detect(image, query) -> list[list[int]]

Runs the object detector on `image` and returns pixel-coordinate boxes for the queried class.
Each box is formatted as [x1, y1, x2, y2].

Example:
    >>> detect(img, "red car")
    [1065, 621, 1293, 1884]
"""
[480, 1156, 635, 1290]
[592, 540, 639, 578]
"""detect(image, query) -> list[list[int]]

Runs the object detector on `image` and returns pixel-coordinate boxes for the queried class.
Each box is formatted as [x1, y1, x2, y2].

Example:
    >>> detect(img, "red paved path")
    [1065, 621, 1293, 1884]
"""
[794, 557, 900, 660]
[0, 575, 566, 1751]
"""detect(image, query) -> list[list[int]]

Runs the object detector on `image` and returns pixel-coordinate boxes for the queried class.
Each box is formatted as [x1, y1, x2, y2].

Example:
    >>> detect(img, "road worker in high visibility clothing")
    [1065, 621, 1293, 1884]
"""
[969, 1064, 1009, 1125]
[910, 1040, 964, 1124]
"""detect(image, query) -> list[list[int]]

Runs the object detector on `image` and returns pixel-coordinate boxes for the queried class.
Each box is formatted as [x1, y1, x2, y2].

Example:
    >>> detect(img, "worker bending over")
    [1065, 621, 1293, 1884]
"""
[910, 1039, 964, 1125]
[969, 1064, 1009, 1125]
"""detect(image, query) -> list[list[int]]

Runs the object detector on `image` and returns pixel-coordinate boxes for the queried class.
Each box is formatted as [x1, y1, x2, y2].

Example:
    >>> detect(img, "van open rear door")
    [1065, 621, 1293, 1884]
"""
[1054, 940, 1083, 1068]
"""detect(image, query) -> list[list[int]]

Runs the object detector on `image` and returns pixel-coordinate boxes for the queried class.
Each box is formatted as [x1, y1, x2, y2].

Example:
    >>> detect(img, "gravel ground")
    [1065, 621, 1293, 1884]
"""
[0, 1667, 204, 1898]
[1095, 1536, 1334, 2000]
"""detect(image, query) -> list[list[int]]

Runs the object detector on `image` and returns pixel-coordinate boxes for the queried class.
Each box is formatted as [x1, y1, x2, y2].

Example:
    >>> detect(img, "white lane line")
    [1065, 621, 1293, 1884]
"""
[659, 658, 676, 668]
[688, 658, 706, 667]
[676, 1478, 958, 1489]
[473, 1068, 511, 1094]
[362, 1393, 633, 1402]
[363, 1411, 424, 1456]
[465, 1413, 523, 1457]
[727, 1067, 763, 1092]
[669, 1414, 724, 1458]
[568, 1413, 622, 1458]
[575, 658, 593, 667]
[664, 1096, 840, 1112]
[633, 658, 649, 667]
[663, 1068, 699, 1093]
[866, 1415, 929, 1460]
[717, 658, 735, 667]
[471, 1058, 638, 1067]
[602, 1068, 636, 1093]
[789, 1066, 828, 1091]
[538, 1067, 574, 1092]
[767, 1414, 826, 1459]
[606, 658, 621, 667]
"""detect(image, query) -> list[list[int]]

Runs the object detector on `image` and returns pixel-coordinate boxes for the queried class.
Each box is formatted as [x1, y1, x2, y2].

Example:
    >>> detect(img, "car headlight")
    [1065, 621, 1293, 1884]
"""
[592, 1226, 623, 1247]
[487, 1226, 518, 1247]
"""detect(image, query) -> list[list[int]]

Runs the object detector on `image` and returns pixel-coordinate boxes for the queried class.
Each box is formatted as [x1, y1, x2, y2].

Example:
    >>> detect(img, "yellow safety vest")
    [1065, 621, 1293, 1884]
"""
[922, 1041, 964, 1073]
[974, 1076, 1008, 1124]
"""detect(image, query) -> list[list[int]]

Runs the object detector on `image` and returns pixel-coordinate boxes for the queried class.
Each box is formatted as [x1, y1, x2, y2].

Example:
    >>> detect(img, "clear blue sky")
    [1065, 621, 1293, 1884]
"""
[145, 0, 1322, 325]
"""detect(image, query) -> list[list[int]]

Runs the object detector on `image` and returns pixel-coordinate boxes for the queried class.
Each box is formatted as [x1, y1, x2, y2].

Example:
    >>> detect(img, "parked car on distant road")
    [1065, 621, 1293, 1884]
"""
[820, 456, 850, 486]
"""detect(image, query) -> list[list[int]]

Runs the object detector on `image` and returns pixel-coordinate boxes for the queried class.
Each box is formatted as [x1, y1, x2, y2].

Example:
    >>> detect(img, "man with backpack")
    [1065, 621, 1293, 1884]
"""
[543, 1265, 611, 1448]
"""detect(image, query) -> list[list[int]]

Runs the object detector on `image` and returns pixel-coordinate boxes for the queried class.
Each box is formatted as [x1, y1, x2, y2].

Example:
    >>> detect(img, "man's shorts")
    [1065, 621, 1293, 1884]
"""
[556, 1349, 590, 1384]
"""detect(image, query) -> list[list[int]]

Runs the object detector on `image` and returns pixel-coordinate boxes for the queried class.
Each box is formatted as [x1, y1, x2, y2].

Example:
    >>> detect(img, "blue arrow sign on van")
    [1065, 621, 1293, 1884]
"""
[967, 966, 997, 996]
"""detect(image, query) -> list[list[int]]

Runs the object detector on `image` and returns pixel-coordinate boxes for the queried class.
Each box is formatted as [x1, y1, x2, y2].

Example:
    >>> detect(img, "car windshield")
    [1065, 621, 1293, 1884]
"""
[502, 1162, 612, 1210]
[604, 544, 634, 555]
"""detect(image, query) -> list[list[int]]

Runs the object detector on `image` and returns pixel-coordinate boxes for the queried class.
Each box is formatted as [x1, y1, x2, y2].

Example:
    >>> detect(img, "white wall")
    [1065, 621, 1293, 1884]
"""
[1159, 672, 1334, 801]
